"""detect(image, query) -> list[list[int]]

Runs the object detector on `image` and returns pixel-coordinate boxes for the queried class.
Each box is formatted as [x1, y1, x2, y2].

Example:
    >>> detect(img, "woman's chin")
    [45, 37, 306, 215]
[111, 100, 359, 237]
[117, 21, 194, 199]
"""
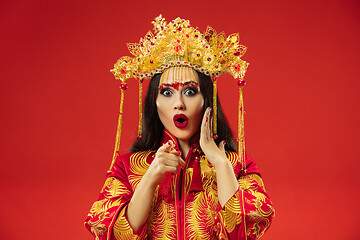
[168, 128, 196, 142]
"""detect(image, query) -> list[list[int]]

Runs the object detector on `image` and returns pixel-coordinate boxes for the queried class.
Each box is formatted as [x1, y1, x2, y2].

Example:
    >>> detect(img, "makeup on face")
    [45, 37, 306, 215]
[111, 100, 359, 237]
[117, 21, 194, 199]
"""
[159, 81, 199, 91]
[156, 67, 204, 141]
[173, 114, 188, 128]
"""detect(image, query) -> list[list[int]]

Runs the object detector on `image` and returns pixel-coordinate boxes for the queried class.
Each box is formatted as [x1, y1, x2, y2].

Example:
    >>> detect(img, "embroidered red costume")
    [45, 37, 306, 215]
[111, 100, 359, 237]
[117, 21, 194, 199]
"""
[85, 130, 274, 239]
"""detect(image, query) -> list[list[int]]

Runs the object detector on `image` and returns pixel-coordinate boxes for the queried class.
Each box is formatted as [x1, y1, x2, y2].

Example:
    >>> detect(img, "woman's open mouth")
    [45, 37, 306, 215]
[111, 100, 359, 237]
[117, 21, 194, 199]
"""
[173, 114, 189, 128]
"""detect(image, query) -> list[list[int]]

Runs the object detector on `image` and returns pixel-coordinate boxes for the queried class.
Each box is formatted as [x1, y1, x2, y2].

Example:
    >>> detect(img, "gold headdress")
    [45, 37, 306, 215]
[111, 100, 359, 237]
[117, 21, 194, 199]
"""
[109, 15, 249, 174]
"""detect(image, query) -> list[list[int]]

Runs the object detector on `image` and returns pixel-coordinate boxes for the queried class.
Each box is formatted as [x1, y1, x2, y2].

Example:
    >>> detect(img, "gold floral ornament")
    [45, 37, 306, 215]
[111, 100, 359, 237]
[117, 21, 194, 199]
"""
[111, 14, 249, 81]
[108, 15, 250, 174]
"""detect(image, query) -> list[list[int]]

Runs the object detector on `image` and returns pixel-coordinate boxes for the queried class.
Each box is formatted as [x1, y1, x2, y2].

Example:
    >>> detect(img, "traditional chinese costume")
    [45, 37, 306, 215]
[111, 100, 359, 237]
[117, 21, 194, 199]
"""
[85, 130, 274, 239]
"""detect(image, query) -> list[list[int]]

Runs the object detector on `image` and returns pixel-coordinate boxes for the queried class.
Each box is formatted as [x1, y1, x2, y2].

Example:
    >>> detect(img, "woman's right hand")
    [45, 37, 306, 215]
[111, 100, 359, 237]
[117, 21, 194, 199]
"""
[126, 140, 185, 232]
[143, 140, 185, 187]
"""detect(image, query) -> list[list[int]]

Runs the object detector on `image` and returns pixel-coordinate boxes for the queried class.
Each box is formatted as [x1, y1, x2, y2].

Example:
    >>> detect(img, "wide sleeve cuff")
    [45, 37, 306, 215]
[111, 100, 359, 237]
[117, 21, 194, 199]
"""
[216, 175, 275, 239]
[112, 204, 148, 239]
[215, 189, 243, 234]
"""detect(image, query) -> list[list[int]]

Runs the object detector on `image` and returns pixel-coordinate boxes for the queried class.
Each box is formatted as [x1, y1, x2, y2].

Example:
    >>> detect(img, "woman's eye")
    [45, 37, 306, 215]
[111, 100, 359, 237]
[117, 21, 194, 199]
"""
[184, 87, 198, 96]
[160, 88, 173, 97]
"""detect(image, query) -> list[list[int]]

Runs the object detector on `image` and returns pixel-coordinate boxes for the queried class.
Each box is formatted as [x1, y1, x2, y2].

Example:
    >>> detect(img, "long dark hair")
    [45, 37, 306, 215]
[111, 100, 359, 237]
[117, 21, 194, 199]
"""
[129, 71, 237, 152]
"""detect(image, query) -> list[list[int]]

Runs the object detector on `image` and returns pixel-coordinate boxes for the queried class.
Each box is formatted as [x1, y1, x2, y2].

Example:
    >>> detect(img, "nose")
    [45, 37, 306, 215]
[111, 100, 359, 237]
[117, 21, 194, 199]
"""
[173, 93, 185, 110]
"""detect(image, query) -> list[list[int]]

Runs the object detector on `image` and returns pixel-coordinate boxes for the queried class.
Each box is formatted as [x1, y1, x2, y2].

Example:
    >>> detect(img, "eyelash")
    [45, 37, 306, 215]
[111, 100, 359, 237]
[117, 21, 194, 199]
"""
[159, 87, 198, 97]
[184, 87, 198, 96]
[160, 88, 173, 96]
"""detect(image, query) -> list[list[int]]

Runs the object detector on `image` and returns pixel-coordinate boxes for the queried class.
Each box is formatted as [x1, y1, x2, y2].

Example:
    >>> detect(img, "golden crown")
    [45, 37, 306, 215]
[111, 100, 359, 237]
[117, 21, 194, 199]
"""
[111, 14, 249, 82]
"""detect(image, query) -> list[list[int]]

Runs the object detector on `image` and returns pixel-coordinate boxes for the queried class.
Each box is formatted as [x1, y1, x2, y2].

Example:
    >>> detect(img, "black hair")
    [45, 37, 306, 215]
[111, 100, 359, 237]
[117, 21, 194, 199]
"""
[129, 71, 237, 152]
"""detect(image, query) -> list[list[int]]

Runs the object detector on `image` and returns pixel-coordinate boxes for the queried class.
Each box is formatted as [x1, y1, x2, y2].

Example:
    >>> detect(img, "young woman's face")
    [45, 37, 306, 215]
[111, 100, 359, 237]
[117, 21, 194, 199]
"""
[156, 67, 204, 141]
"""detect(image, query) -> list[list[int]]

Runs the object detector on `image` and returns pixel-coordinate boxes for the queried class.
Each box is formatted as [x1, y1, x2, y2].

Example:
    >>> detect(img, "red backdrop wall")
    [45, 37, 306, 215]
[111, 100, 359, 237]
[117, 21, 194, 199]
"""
[1, 0, 360, 239]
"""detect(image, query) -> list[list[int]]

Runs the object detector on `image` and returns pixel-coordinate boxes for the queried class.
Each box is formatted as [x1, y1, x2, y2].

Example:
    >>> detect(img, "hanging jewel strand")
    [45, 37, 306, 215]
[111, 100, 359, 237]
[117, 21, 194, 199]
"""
[108, 83, 127, 173]
[138, 79, 143, 139]
[212, 78, 218, 139]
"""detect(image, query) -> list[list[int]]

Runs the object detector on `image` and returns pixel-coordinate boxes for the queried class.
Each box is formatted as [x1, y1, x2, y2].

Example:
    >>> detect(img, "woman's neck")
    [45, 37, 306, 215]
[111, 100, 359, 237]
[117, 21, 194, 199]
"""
[177, 139, 190, 159]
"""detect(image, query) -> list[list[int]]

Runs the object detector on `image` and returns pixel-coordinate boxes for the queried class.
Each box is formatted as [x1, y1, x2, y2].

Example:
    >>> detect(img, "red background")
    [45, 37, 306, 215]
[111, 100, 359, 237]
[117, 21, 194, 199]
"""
[1, 0, 360, 239]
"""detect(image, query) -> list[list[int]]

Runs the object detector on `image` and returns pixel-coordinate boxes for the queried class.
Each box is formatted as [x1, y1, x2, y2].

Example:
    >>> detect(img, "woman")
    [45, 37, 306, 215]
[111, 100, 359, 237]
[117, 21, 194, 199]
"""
[85, 15, 274, 240]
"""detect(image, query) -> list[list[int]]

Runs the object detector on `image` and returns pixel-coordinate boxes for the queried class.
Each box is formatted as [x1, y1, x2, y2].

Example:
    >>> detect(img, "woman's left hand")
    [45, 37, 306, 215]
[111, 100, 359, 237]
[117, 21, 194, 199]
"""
[199, 107, 228, 169]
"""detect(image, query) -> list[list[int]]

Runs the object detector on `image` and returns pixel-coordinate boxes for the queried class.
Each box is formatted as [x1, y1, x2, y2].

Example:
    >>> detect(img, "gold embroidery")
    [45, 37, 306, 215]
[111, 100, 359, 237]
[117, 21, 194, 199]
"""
[220, 191, 242, 233]
[238, 173, 274, 239]
[184, 168, 193, 195]
[129, 151, 152, 175]
[247, 214, 271, 239]
[214, 214, 229, 240]
[225, 151, 239, 169]
[102, 177, 132, 199]
[128, 151, 153, 189]
[199, 155, 218, 210]
[113, 207, 144, 239]
[199, 155, 216, 189]
[249, 173, 265, 188]
[148, 199, 177, 239]
[86, 177, 132, 238]
[88, 211, 110, 239]
[185, 192, 216, 239]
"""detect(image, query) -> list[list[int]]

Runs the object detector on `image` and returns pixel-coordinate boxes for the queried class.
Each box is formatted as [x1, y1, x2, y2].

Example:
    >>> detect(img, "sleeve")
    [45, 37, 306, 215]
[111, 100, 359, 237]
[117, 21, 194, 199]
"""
[213, 156, 275, 240]
[84, 157, 148, 240]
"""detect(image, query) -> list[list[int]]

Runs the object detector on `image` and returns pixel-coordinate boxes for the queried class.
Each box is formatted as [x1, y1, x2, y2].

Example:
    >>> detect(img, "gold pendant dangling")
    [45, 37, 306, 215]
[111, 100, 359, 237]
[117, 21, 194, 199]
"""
[108, 82, 128, 173]
[238, 79, 246, 175]
[212, 78, 218, 140]
[137, 78, 143, 140]
[238, 79, 248, 240]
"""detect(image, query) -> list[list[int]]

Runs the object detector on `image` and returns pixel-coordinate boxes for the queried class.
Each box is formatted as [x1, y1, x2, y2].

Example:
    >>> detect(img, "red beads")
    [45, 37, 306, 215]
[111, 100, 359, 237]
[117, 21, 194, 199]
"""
[137, 136, 143, 140]
[174, 45, 182, 52]
[234, 51, 240, 56]
[119, 83, 128, 90]
[234, 64, 240, 72]
[120, 68, 127, 74]
[237, 80, 246, 87]
[172, 82, 180, 90]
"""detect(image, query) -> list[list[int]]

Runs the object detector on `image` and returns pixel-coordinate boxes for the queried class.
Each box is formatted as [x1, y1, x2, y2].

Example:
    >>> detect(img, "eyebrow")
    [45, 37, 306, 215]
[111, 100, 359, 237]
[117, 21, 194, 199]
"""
[159, 81, 199, 90]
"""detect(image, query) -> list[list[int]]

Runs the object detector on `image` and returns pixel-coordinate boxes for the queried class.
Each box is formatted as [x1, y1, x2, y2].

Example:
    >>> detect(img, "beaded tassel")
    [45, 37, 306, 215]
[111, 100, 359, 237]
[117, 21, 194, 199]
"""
[238, 80, 246, 174]
[108, 83, 128, 173]
[238, 79, 247, 240]
[138, 79, 143, 139]
[212, 78, 218, 139]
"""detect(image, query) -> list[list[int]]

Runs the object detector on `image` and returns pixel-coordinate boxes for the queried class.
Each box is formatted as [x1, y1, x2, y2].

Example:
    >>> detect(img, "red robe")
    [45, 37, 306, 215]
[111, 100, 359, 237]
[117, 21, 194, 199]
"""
[85, 130, 274, 239]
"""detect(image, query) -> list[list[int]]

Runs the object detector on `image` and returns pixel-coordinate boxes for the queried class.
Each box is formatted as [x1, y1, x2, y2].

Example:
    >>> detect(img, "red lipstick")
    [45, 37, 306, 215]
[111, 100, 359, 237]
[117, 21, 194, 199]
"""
[173, 114, 188, 128]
